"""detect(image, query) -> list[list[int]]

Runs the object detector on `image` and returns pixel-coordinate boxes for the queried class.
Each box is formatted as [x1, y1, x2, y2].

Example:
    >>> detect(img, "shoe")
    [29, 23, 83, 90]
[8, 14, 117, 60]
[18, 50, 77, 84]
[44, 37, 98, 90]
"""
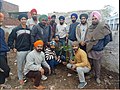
[0, 84, 11, 89]
[67, 73, 72, 77]
[33, 85, 46, 90]
[96, 78, 101, 84]
[78, 82, 87, 88]
[41, 75, 47, 80]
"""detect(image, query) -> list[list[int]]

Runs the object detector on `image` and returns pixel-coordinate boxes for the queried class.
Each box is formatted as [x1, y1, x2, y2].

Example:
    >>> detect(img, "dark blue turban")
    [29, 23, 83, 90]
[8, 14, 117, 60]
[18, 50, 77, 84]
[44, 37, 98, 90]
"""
[18, 13, 28, 21]
[71, 13, 78, 19]
[79, 13, 88, 19]
[59, 16, 65, 20]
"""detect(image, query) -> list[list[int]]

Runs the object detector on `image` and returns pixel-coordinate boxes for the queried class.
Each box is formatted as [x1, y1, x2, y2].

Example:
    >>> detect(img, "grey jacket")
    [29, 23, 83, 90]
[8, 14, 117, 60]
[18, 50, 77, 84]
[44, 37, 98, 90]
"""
[24, 49, 50, 75]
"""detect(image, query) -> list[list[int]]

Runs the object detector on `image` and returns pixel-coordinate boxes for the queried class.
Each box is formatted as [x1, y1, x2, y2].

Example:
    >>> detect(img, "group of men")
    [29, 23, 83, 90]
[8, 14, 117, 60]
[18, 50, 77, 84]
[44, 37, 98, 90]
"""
[0, 8, 112, 89]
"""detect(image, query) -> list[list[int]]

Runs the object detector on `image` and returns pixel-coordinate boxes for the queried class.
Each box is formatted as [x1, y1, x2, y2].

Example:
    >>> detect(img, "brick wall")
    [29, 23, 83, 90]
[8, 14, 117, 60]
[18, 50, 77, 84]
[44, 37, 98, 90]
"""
[2, 0, 19, 12]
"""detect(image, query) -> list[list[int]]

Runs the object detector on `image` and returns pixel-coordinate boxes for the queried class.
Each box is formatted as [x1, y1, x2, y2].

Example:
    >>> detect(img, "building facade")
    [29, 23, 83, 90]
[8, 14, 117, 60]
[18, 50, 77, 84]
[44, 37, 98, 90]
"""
[106, 15, 119, 30]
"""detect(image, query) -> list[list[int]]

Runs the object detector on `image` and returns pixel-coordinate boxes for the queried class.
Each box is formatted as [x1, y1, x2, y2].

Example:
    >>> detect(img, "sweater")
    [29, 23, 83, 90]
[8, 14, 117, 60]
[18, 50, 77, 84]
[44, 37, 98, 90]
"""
[74, 48, 91, 69]
[24, 50, 50, 75]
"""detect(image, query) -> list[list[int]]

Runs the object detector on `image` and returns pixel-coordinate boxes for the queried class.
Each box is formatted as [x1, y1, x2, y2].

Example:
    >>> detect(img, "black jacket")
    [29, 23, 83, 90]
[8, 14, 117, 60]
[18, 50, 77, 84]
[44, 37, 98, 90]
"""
[8, 25, 31, 51]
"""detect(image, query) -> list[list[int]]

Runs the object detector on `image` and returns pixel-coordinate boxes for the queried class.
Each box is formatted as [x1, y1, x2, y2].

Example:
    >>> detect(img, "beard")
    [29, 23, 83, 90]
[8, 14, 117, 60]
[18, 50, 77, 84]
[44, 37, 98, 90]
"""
[73, 48, 78, 53]
[32, 16, 37, 21]
[72, 20, 76, 23]
[92, 21, 99, 25]
[81, 21, 87, 25]
[36, 49, 42, 52]
[60, 22, 64, 25]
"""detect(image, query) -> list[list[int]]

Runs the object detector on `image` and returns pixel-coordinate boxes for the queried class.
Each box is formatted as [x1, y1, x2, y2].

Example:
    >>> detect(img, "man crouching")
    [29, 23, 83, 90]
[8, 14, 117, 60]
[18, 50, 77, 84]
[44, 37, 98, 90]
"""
[67, 41, 91, 88]
[24, 40, 51, 90]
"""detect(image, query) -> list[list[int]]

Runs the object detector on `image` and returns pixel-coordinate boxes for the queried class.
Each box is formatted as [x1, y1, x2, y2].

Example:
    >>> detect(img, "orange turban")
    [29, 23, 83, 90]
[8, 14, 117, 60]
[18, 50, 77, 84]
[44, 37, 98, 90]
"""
[34, 40, 44, 47]
[0, 13, 4, 19]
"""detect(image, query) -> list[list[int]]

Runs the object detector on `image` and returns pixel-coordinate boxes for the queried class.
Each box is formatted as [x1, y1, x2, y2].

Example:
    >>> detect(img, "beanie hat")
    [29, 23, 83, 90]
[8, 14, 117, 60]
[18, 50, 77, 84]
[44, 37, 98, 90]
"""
[71, 13, 78, 19]
[79, 13, 88, 19]
[39, 14, 48, 22]
[34, 40, 44, 47]
[30, 8, 37, 14]
[59, 16, 65, 20]
[18, 13, 28, 21]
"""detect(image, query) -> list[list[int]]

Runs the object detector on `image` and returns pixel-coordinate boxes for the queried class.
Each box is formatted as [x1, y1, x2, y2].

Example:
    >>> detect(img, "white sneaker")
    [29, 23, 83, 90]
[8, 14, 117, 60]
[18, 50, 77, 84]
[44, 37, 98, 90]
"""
[67, 73, 72, 77]
[41, 75, 47, 80]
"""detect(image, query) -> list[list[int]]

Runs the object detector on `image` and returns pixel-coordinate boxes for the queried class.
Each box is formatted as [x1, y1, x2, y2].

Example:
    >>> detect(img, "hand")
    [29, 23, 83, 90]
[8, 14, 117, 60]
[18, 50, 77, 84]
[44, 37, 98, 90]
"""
[71, 64, 76, 70]
[80, 41, 86, 46]
[69, 60, 75, 64]
[13, 48, 17, 53]
[55, 56, 58, 60]
[39, 68, 44, 75]
[49, 69, 51, 75]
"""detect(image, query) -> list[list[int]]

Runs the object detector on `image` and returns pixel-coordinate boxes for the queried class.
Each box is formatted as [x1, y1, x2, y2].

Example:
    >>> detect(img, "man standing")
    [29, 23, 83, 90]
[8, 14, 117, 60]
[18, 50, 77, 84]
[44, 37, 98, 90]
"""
[0, 13, 11, 89]
[26, 8, 38, 30]
[56, 16, 67, 46]
[8, 13, 31, 85]
[76, 13, 89, 52]
[31, 14, 51, 47]
[24, 40, 51, 89]
[67, 41, 91, 88]
[85, 11, 112, 84]
[68, 13, 79, 60]
[50, 15, 57, 38]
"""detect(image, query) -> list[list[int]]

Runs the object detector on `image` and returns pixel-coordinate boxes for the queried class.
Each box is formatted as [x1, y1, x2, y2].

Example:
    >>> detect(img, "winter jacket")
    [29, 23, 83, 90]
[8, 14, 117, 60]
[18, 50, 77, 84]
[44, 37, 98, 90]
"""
[31, 23, 51, 45]
[8, 25, 31, 51]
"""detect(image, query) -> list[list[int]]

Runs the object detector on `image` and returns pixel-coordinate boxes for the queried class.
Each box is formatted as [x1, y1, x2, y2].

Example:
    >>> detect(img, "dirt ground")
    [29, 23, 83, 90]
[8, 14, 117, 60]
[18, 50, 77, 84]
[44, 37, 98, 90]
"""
[6, 52, 119, 90]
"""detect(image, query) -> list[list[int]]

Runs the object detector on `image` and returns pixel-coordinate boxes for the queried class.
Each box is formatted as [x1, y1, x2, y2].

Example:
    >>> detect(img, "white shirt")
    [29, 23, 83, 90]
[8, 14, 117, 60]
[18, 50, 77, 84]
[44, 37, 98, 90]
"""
[26, 18, 38, 30]
[56, 23, 67, 38]
[80, 24, 87, 41]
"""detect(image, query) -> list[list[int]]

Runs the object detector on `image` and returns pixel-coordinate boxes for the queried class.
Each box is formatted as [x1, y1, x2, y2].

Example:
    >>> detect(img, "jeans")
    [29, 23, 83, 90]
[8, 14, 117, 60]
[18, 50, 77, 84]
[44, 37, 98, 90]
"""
[46, 59, 59, 69]
[67, 63, 90, 82]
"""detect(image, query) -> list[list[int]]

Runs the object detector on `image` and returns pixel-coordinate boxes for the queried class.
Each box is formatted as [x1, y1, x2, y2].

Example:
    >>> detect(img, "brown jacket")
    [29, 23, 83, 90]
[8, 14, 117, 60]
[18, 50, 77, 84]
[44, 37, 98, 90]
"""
[85, 22, 112, 53]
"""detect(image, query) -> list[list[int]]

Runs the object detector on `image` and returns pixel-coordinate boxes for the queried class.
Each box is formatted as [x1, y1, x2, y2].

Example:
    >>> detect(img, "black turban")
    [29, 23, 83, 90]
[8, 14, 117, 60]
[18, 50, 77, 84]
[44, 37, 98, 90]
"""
[79, 13, 88, 19]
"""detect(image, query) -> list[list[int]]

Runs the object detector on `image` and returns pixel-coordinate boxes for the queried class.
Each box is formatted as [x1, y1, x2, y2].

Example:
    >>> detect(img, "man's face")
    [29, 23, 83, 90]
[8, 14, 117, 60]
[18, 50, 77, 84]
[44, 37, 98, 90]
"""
[71, 16, 76, 21]
[41, 19, 47, 25]
[51, 17, 56, 23]
[35, 45, 43, 52]
[20, 17, 27, 25]
[72, 45, 79, 52]
[31, 12, 37, 21]
[31, 12, 37, 17]
[92, 16, 99, 25]
[81, 16, 87, 24]
[0, 18, 4, 26]
[59, 19, 64, 25]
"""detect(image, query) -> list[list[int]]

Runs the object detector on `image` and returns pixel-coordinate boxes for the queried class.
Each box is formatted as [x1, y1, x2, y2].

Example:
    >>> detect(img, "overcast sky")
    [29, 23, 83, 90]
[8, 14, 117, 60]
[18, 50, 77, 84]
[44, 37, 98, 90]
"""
[4, 0, 119, 15]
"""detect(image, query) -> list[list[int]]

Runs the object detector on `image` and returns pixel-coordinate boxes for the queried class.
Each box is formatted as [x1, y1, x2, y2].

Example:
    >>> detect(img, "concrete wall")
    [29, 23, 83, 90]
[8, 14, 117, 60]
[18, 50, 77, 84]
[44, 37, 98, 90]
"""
[101, 30, 119, 73]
